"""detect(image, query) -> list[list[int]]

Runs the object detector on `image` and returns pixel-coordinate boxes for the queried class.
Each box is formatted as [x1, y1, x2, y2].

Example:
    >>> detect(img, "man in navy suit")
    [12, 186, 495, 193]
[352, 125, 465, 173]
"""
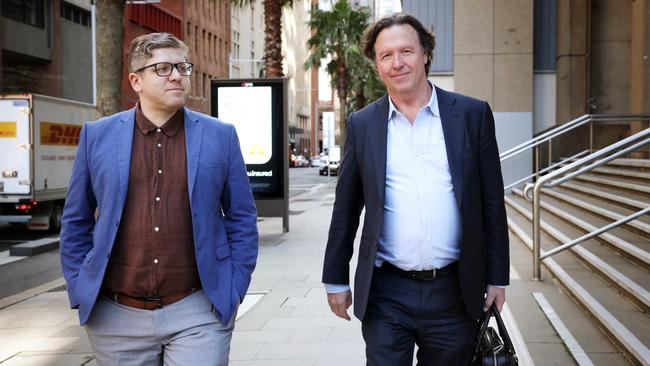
[322, 13, 509, 365]
[60, 33, 258, 365]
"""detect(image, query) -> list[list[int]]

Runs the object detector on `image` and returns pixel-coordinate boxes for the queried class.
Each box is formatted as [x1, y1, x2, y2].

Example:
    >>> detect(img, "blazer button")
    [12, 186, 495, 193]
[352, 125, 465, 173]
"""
[106, 251, 110, 258]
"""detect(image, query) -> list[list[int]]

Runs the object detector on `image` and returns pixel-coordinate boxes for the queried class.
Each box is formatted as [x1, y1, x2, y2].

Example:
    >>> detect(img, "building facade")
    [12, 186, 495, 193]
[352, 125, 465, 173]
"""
[1, 0, 93, 103]
[402, 0, 649, 186]
[122, 0, 231, 114]
[230, 2, 264, 78]
[283, 0, 315, 157]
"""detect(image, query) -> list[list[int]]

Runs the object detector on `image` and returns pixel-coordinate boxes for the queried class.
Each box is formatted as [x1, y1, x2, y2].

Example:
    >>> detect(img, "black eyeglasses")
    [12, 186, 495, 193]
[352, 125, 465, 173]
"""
[135, 62, 194, 76]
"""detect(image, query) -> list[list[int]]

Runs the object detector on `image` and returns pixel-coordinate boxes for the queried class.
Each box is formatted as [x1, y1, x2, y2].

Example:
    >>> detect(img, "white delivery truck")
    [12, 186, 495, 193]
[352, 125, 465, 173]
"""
[0, 94, 95, 231]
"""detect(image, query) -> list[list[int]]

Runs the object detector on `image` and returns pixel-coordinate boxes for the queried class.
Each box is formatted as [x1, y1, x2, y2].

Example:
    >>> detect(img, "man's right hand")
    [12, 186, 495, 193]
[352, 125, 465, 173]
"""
[327, 290, 352, 321]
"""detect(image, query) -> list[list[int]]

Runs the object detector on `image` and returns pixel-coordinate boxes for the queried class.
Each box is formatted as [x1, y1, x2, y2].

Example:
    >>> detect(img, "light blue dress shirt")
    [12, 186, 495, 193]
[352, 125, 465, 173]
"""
[326, 83, 464, 294]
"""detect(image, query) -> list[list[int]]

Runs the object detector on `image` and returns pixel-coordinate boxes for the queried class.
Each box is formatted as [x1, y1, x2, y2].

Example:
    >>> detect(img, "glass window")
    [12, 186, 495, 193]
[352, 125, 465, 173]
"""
[2, 0, 45, 28]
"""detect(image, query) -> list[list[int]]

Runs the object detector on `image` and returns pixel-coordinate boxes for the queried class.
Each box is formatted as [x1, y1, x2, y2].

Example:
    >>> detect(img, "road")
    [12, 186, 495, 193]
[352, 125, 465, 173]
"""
[0, 166, 333, 300]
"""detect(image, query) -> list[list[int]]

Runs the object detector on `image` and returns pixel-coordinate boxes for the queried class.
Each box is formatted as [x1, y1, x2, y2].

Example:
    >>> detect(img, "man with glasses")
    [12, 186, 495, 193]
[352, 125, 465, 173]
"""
[60, 32, 258, 365]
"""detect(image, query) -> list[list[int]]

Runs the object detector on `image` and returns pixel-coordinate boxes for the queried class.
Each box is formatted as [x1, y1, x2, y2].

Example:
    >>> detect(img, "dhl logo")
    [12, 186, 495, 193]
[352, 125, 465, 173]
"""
[41, 122, 82, 146]
[0, 122, 17, 138]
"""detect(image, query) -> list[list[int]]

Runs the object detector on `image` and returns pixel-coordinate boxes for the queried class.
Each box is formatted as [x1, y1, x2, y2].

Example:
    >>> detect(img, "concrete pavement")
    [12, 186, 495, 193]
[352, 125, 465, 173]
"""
[0, 182, 600, 365]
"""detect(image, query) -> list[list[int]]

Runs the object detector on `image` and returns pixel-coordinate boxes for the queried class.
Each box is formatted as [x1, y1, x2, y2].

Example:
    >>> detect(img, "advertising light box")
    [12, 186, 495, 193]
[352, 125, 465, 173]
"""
[211, 79, 286, 200]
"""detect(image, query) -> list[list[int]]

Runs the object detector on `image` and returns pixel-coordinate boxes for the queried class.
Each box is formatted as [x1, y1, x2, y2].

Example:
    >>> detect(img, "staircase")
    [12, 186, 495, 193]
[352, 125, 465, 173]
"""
[506, 158, 650, 365]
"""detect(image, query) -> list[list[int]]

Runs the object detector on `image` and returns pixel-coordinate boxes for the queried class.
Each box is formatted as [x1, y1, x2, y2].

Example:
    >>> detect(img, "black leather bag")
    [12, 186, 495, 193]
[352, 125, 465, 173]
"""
[472, 303, 518, 366]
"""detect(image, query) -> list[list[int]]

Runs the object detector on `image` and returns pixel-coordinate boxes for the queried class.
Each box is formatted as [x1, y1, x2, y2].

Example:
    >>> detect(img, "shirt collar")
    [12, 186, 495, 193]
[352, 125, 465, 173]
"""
[388, 80, 439, 120]
[135, 103, 184, 137]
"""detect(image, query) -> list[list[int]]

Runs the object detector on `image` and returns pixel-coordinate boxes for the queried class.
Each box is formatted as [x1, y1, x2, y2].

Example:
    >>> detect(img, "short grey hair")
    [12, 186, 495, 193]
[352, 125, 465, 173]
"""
[128, 32, 189, 72]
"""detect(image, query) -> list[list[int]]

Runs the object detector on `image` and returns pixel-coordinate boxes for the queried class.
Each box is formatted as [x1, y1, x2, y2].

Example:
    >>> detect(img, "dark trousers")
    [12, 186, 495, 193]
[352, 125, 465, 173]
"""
[362, 265, 477, 366]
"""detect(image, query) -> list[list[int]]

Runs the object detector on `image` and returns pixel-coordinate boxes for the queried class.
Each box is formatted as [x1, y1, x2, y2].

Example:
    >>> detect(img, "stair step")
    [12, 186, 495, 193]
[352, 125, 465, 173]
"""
[554, 185, 650, 227]
[512, 189, 650, 269]
[506, 214, 650, 364]
[506, 196, 650, 313]
[593, 166, 650, 181]
[574, 174, 650, 195]
[561, 182, 648, 211]
[608, 158, 650, 170]
[506, 219, 630, 365]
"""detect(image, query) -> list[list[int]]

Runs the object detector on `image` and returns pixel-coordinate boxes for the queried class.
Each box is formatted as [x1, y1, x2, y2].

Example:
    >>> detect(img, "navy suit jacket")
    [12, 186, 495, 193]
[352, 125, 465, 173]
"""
[60, 107, 258, 326]
[322, 87, 509, 321]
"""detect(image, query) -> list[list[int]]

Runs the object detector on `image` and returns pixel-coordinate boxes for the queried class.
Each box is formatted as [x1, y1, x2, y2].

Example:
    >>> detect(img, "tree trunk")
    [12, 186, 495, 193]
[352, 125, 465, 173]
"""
[263, 0, 284, 77]
[96, 0, 125, 117]
[338, 93, 347, 150]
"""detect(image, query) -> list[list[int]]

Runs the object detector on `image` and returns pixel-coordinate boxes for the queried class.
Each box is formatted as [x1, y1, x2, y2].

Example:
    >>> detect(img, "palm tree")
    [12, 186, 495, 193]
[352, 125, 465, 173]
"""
[96, 0, 126, 117]
[305, 0, 381, 146]
[231, 0, 294, 77]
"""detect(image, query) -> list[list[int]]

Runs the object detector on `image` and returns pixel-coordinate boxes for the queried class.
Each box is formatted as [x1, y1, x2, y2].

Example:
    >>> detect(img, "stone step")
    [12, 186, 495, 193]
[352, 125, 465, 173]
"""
[506, 195, 650, 313]
[592, 166, 650, 182]
[608, 158, 650, 171]
[506, 207, 650, 364]
[507, 214, 631, 365]
[560, 182, 648, 212]
[553, 185, 650, 227]
[512, 189, 650, 269]
[574, 174, 650, 196]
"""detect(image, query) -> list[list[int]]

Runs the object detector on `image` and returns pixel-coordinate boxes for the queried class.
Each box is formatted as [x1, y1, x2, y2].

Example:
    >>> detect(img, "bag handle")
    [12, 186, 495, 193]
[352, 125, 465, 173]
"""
[491, 303, 517, 356]
[471, 304, 494, 362]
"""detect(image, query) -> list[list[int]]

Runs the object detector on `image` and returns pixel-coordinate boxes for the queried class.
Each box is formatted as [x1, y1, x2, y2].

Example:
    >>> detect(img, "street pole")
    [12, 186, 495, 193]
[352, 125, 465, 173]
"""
[91, 1, 97, 106]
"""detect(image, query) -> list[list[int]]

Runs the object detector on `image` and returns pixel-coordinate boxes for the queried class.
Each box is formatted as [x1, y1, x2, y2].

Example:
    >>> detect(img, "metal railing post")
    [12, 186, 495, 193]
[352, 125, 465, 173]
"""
[589, 120, 594, 152]
[534, 145, 540, 182]
[532, 182, 543, 280]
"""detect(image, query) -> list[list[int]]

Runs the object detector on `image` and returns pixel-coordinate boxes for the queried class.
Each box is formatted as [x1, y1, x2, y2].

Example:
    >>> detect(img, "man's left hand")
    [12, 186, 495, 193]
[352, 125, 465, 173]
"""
[483, 285, 506, 312]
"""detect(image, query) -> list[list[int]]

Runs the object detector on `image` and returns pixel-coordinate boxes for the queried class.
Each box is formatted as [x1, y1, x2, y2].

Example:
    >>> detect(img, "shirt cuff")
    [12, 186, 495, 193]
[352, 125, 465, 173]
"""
[489, 284, 507, 289]
[324, 283, 350, 293]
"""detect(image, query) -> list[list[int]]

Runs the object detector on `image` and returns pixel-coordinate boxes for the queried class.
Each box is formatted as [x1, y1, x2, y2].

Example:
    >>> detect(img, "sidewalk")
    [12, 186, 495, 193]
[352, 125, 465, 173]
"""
[0, 183, 585, 365]
[0, 184, 366, 366]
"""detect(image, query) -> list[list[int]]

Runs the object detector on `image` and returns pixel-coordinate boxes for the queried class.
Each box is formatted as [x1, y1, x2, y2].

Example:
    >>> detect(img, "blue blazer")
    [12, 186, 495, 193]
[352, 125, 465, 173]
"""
[322, 87, 509, 321]
[60, 107, 258, 326]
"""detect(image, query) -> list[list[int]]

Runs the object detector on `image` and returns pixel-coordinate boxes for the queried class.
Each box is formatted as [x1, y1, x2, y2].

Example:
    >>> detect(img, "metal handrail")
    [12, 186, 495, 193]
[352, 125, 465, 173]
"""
[499, 114, 650, 163]
[503, 149, 589, 191]
[524, 128, 650, 280]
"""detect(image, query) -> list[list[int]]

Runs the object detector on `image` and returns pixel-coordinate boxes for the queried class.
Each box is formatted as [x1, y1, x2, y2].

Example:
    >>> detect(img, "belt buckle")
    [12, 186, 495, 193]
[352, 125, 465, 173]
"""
[422, 268, 436, 281]
[140, 295, 163, 309]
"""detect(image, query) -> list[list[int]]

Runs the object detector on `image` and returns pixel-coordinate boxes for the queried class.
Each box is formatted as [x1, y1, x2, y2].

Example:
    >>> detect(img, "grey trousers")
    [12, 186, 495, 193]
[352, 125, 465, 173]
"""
[85, 290, 235, 366]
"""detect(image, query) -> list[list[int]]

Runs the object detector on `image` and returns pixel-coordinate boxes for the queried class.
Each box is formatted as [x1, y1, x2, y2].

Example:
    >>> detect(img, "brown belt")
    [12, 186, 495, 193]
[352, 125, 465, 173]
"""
[379, 261, 458, 281]
[102, 287, 200, 310]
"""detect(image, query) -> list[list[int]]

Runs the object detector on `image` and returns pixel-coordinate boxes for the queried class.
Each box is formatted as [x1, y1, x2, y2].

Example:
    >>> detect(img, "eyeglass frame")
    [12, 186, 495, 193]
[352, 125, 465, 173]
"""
[134, 62, 194, 77]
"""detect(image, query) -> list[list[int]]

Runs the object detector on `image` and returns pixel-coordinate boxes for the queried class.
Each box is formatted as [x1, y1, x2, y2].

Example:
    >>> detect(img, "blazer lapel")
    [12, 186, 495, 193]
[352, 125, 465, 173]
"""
[117, 109, 135, 206]
[184, 108, 203, 202]
[436, 87, 464, 209]
[372, 95, 390, 205]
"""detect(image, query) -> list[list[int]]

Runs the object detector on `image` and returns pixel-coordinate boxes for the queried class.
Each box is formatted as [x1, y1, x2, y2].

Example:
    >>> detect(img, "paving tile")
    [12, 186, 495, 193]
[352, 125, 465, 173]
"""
[230, 359, 315, 366]
[229, 342, 264, 361]
[1, 353, 95, 366]
[288, 328, 332, 342]
[232, 330, 295, 344]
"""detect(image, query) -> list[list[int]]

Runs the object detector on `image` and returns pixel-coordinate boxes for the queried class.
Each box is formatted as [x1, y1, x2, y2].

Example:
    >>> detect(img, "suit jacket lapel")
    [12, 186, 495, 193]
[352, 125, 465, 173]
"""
[117, 109, 135, 206]
[436, 87, 464, 209]
[372, 95, 390, 205]
[184, 108, 202, 202]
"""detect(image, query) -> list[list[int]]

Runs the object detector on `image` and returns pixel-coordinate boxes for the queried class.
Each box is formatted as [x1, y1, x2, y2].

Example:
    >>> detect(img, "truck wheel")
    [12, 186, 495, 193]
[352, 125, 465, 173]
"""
[49, 203, 63, 232]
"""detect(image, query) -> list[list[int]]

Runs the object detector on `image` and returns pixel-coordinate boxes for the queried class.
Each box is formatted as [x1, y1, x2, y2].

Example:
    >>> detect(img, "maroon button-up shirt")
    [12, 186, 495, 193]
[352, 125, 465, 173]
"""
[104, 105, 200, 297]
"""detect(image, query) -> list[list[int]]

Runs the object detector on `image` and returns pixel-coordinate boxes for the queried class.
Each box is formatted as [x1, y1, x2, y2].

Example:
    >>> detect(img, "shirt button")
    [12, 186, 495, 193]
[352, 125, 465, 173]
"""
[153, 259, 159, 264]
[156, 128, 161, 133]
[158, 169, 162, 174]
[154, 226, 159, 232]
[157, 143, 162, 148]
[155, 197, 161, 202]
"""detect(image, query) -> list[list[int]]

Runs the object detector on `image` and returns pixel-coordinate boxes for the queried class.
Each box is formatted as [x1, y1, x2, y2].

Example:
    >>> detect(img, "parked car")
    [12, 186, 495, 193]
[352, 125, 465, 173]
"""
[319, 160, 339, 176]
[310, 156, 322, 167]
[292, 154, 310, 167]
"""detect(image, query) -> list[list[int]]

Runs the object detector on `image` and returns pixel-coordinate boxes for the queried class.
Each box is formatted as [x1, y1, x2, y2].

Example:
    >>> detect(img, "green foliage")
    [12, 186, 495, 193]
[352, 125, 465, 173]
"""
[305, 0, 385, 114]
